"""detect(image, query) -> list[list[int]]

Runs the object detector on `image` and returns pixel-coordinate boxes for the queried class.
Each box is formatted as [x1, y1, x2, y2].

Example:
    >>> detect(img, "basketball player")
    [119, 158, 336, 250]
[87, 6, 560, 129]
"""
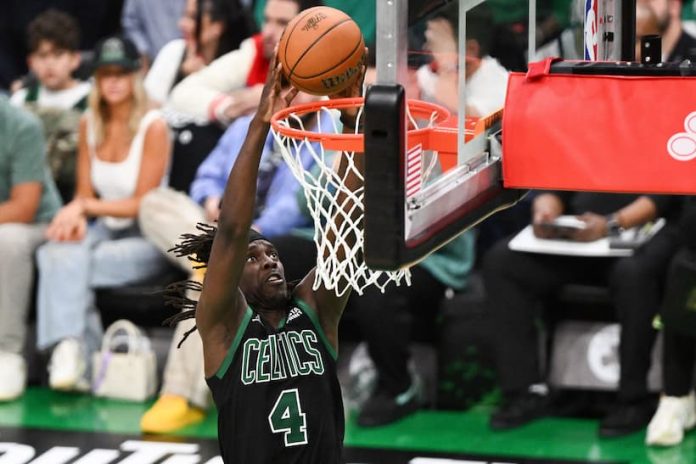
[166, 54, 365, 463]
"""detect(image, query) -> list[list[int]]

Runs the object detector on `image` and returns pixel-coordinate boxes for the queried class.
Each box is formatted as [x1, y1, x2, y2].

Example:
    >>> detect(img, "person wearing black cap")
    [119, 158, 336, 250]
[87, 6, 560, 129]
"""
[34, 35, 172, 393]
[163, 56, 365, 463]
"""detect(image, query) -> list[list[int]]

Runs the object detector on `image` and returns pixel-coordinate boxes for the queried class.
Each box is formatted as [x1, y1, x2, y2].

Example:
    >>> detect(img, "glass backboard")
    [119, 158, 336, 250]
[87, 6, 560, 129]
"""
[362, 0, 635, 271]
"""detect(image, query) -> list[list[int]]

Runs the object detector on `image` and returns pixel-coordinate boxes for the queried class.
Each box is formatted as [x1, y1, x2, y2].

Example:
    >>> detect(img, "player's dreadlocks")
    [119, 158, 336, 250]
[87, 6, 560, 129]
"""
[162, 222, 298, 348]
[169, 222, 217, 269]
[162, 222, 215, 348]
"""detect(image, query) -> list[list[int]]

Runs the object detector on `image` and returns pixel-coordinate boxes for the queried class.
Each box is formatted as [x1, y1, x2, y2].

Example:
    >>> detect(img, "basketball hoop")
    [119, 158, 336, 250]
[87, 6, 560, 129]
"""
[270, 97, 451, 296]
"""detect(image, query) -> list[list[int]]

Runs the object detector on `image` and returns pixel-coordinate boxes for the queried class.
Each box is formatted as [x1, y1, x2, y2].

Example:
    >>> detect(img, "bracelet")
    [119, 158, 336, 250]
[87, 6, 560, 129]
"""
[605, 213, 623, 236]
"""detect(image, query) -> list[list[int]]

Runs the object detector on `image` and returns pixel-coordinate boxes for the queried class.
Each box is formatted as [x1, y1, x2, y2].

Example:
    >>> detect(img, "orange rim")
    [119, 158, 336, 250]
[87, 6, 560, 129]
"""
[270, 97, 451, 152]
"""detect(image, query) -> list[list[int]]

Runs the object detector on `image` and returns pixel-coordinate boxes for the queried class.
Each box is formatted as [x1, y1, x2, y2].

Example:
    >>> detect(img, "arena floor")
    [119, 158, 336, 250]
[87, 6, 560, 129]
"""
[1, 388, 695, 463]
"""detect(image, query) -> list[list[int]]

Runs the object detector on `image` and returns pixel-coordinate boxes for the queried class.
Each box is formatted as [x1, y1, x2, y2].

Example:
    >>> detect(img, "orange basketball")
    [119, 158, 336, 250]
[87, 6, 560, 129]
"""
[277, 6, 365, 96]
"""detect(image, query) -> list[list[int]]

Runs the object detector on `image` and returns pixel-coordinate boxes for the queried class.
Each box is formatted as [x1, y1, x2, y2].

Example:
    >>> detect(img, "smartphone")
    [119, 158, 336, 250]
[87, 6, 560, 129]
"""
[539, 216, 587, 238]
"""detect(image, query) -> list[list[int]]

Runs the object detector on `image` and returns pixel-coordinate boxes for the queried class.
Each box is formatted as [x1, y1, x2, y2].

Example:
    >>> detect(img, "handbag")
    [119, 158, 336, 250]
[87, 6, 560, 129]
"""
[92, 319, 157, 401]
[502, 58, 696, 195]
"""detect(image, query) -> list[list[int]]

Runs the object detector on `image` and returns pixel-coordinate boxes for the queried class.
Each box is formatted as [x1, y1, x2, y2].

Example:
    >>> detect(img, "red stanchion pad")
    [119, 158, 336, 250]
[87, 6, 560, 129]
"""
[503, 59, 696, 194]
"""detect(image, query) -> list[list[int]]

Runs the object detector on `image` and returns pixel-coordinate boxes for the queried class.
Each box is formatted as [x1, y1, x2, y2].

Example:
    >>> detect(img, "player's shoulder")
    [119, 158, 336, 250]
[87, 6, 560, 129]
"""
[291, 281, 318, 311]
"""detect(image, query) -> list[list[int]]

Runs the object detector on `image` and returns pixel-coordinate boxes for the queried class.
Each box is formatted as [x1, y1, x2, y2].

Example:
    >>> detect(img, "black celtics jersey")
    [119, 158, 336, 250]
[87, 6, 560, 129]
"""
[206, 298, 344, 464]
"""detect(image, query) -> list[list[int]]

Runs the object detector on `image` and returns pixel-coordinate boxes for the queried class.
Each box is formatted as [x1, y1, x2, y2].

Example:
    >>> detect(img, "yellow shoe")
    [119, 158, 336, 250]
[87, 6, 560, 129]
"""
[140, 394, 205, 434]
[192, 266, 206, 284]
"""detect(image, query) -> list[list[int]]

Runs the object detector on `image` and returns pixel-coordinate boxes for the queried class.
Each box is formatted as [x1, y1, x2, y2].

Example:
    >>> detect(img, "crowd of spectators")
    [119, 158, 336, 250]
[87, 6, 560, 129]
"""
[1, 0, 696, 450]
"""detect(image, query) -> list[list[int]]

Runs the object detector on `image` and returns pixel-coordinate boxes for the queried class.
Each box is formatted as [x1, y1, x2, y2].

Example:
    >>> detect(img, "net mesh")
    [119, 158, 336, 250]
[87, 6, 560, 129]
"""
[271, 99, 414, 296]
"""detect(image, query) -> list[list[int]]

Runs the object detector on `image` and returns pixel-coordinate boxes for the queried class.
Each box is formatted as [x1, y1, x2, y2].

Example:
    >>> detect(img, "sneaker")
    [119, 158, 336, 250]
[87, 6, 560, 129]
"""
[490, 386, 552, 430]
[646, 393, 696, 446]
[357, 383, 421, 427]
[48, 338, 89, 392]
[192, 267, 206, 283]
[140, 394, 206, 434]
[599, 398, 656, 438]
[0, 352, 27, 401]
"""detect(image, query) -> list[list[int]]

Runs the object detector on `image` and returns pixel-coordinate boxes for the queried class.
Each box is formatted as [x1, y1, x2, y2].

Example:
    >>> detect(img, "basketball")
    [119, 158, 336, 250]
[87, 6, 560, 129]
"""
[277, 6, 365, 96]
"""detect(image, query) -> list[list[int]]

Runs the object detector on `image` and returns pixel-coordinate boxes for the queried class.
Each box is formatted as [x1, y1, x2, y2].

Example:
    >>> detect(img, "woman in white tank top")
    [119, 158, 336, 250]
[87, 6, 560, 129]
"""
[36, 36, 172, 393]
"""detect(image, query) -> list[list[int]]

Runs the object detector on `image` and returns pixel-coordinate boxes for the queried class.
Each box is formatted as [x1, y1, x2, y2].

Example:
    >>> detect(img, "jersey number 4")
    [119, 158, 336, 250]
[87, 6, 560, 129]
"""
[268, 388, 308, 446]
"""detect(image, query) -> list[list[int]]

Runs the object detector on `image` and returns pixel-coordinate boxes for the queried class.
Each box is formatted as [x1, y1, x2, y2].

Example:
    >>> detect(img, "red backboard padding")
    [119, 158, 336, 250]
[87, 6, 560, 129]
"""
[502, 60, 696, 194]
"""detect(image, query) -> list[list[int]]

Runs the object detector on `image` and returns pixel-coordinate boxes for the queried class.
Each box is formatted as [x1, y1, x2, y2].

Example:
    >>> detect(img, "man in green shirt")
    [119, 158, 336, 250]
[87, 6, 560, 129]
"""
[0, 96, 61, 401]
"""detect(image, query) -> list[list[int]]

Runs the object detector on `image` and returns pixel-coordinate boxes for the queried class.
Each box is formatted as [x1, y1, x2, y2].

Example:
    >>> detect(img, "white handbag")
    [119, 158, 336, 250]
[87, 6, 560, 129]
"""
[91, 319, 157, 401]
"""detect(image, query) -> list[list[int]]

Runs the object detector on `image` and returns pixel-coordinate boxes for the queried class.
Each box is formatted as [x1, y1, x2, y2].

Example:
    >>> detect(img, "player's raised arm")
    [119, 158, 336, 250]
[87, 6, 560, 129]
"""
[196, 58, 298, 375]
[294, 59, 367, 351]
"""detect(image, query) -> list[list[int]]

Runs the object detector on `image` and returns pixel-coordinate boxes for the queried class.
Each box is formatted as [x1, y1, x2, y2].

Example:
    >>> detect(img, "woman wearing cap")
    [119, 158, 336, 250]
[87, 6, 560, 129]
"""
[35, 36, 172, 392]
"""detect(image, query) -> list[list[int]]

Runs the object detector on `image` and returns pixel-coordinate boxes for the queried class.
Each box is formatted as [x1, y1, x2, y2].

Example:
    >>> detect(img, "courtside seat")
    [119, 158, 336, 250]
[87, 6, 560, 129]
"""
[435, 276, 661, 410]
[95, 265, 188, 328]
[547, 283, 663, 392]
[437, 273, 498, 410]
[550, 283, 615, 323]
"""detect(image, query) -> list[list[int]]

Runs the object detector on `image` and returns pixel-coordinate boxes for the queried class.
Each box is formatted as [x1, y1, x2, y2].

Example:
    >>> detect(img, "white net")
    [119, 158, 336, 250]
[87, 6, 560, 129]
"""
[271, 99, 411, 296]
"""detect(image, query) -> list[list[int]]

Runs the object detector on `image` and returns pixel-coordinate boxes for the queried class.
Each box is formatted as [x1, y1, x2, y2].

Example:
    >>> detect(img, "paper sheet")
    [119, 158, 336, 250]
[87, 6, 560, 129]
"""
[508, 225, 634, 257]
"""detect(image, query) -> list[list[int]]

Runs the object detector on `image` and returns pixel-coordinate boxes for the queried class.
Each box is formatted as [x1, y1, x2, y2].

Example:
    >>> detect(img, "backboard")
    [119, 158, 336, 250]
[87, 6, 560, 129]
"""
[363, 0, 635, 271]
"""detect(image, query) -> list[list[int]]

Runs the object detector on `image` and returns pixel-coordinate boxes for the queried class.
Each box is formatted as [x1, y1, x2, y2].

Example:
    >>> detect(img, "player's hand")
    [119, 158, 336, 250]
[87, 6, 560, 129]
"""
[330, 47, 368, 130]
[570, 213, 607, 242]
[257, 52, 299, 124]
[329, 47, 368, 102]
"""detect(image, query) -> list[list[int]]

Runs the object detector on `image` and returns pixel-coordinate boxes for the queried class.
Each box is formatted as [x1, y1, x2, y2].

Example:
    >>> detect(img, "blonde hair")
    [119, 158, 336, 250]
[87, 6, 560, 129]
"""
[88, 71, 148, 145]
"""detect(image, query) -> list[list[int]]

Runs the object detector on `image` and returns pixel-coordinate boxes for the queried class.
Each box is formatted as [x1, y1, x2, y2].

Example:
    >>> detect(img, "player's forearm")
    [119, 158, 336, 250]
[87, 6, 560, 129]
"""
[322, 88, 365, 263]
[216, 117, 269, 238]
[323, 148, 364, 263]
